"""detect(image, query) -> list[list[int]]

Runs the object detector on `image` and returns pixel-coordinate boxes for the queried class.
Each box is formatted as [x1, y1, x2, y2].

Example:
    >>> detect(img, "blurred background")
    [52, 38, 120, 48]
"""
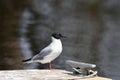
[0, 0, 120, 80]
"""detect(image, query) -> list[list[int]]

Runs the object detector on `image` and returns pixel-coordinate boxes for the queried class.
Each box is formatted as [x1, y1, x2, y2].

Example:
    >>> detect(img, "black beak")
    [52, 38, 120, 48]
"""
[61, 35, 67, 38]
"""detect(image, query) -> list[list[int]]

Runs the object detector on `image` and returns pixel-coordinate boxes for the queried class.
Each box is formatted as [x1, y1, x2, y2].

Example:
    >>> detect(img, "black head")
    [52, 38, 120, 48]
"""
[52, 32, 66, 39]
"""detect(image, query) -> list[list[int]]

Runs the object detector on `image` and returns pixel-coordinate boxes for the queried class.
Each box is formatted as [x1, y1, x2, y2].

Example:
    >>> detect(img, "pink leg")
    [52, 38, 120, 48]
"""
[48, 63, 52, 70]
[48, 63, 55, 70]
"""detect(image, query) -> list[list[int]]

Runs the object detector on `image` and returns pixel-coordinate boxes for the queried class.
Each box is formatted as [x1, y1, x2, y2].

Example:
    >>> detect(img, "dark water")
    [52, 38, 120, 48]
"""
[0, 0, 120, 80]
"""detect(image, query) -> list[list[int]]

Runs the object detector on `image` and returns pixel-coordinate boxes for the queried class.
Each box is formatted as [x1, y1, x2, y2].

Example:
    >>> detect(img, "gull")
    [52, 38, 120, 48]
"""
[22, 32, 66, 69]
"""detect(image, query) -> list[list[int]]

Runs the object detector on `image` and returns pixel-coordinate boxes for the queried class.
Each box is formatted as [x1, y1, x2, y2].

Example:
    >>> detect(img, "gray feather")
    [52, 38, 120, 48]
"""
[32, 49, 52, 60]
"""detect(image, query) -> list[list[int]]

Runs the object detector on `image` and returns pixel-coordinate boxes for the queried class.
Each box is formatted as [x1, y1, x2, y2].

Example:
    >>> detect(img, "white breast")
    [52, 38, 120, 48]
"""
[40, 37, 62, 64]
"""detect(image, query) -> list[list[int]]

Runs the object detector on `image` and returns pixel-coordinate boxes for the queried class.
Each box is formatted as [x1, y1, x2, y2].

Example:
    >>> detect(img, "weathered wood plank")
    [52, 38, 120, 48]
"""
[0, 69, 111, 80]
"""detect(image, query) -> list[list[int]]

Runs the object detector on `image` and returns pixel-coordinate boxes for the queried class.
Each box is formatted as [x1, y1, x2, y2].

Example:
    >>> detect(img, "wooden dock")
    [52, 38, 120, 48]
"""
[0, 69, 112, 80]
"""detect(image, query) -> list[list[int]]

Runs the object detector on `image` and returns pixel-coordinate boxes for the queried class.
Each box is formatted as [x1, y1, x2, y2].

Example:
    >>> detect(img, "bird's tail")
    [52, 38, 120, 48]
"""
[22, 58, 32, 63]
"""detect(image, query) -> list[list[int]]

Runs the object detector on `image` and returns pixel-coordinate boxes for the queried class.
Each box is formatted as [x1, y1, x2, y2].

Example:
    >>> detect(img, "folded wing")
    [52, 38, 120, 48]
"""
[32, 48, 52, 60]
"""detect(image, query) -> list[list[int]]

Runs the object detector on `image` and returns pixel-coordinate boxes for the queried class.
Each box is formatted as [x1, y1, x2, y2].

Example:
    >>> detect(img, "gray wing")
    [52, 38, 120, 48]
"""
[32, 48, 52, 60]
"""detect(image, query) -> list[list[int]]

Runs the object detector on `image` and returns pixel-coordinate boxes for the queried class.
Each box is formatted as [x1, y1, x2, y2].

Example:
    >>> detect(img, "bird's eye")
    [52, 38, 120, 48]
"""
[59, 34, 61, 36]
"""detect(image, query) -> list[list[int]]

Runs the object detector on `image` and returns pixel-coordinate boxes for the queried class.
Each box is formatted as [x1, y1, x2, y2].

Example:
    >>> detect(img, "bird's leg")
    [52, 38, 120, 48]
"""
[48, 62, 55, 70]
[48, 63, 52, 70]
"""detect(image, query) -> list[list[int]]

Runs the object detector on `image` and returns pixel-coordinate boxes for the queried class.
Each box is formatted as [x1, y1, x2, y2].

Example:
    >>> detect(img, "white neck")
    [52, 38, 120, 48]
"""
[51, 37, 62, 46]
[51, 37, 62, 51]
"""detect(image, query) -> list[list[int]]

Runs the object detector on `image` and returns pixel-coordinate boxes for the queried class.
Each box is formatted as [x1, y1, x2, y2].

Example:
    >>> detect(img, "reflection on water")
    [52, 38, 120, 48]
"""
[0, 0, 30, 69]
[19, 8, 38, 69]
